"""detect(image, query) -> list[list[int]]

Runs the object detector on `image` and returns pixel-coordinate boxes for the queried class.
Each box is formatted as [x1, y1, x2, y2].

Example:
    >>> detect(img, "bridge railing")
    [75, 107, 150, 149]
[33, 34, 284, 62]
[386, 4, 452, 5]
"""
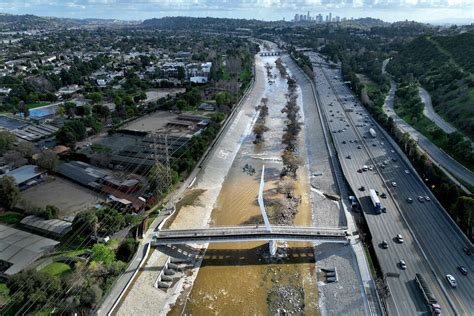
[157, 224, 348, 231]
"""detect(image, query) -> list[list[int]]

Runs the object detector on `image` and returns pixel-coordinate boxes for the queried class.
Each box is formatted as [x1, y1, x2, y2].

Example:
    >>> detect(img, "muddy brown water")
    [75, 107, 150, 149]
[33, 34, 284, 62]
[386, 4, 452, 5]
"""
[172, 58, 319, 315]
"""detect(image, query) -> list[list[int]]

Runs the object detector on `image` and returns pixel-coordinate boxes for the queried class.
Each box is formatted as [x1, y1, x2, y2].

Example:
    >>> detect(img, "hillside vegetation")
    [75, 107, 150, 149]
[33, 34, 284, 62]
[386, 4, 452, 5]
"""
[387, 32, 474, 139]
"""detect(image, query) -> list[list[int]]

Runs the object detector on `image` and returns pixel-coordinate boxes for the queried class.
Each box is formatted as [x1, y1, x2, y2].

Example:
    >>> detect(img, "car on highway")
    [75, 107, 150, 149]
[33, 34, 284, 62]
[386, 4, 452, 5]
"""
[359, 186, 365, 191]
[399, 260, 407, 270]
[463, 246, 472, 256]
[357, 145, 361, 149]
[446, 274, 457, 288]
[342, 140, 346, 144]
[346, 155, 352, 159]
[380, 192, 387, 198]
[425, 196, 430, 201]
[357, 169, 362, 173]
[406, 197, 413, 203]
[404, 169, 410, 174]
[396, 234, 404, 243]
[457, 266, 468, 275]
[418, 196, 424, 203]
[392, 182, 397, 187]
[381, 241, 389, 249]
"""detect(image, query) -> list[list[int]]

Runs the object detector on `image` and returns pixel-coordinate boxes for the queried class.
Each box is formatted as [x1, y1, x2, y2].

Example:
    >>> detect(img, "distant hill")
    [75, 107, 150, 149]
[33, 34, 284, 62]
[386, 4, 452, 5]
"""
[0, 13, 138, 31]
[387, 31, 474, 139]
[141, 16, 264, 31]
[0, 13, 58, 29]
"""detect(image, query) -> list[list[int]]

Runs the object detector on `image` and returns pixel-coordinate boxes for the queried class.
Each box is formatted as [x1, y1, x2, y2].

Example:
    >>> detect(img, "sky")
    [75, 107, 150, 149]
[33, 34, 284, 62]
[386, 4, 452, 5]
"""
[0, 0, 473, 23]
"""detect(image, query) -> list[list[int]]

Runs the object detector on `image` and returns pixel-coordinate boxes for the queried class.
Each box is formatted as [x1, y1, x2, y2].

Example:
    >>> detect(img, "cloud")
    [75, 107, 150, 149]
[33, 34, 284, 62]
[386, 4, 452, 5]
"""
[0, 0, 473, 21]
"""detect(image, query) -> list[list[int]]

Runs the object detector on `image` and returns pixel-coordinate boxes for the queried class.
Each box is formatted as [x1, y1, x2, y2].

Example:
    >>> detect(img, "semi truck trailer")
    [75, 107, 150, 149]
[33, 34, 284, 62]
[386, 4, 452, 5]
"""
[369, 189, 381, 214]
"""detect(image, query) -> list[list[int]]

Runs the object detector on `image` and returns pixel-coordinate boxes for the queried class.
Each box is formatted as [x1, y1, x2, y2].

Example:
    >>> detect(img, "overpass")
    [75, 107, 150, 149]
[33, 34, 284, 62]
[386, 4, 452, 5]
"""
[152, 225, 349, 245]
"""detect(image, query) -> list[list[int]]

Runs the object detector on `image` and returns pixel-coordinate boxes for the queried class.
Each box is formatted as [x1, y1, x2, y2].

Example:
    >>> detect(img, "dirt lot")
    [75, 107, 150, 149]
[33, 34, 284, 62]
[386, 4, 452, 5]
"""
[18, 176, 103, 221]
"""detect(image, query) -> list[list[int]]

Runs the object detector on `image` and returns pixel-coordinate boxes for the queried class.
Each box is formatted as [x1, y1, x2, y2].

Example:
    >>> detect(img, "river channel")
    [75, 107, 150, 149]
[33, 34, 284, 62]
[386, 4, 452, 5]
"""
[177, 56, 319, 315]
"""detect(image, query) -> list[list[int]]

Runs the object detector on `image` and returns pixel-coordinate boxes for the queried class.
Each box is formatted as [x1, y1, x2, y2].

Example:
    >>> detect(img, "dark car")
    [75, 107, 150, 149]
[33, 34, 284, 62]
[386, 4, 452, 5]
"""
[359, 186, 365, 191]
[380, 193, 387, 198]
[463, 247, 472, 256]
[381, 241, 389, 249]
[458, 266, 468, 275]
[346, 155, 352, 159]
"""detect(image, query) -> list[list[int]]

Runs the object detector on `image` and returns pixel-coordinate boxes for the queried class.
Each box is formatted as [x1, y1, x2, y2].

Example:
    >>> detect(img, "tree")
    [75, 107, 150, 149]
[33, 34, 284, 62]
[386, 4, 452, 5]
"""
[16, 141, 38, 158]
[3, 150, 27, 168]
[116, 238, 138, 262]
[451, 196, 473, 238]
[18, 100, 29, 118]
[92, 104, 110, 120]
[0, 176, 20, 209]
[72, 210, 98, 237]
[75, 105, 91, 117]
[79, 284, 103, 308]
[87, 92, 103, 104]
[177, 66, 185, 80]
[91, 243, 115, 265]
[176, 99, 188, 110]
[37, 150, 59, 171]
[211, 113, 225, 123]
[7, 270, 60, 310]
[215, 91, 232, 107]
[0, 131, 16, 154]
[185, 87, 201, 107]
[63, 102, 76, 118]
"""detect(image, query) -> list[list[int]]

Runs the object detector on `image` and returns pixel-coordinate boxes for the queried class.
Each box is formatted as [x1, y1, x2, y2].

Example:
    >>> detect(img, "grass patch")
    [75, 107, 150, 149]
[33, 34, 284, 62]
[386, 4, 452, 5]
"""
[26, 101, 50, 109]
[221, 66, 231, 81]
[0, 282, 9, 307]
[40, 262, 71, 276]
[0, 212, 24, 225]
[364, 245, 377, 277]
[53, 248, 88, 258]
[365, 83, 379, 94]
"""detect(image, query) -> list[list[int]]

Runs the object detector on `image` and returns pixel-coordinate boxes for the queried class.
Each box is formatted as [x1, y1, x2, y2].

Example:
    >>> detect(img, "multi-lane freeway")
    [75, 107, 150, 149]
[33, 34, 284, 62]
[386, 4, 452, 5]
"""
[307, 52, 473, 315]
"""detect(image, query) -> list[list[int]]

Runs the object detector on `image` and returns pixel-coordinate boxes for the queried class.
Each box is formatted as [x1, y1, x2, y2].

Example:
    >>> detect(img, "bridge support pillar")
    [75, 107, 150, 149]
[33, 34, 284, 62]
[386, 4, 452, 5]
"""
[269, 240, 277, 256]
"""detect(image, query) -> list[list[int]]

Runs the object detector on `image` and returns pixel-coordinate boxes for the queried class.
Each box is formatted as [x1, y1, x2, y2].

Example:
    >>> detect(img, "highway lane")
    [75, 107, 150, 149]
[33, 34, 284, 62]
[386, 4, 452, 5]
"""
[311, 62, 447, 315]
[307, 53, 473, 315]
[383, 80, 474, 187]
[419, 87, 456, 134]
[324, 65, 474, 314]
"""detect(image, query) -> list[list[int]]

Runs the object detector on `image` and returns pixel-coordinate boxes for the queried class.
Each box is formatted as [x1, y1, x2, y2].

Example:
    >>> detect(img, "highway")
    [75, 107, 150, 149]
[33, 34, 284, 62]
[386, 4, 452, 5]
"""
[383, 80, 474, 188]
[153, 225, 348, 244]
[419, 87, 456, 134]
[307, 52, 473, 315]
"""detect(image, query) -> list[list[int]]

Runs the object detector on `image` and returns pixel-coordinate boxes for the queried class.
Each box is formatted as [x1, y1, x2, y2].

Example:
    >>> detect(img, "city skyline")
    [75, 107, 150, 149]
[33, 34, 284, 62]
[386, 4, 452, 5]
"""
[0, 0, 473, 24]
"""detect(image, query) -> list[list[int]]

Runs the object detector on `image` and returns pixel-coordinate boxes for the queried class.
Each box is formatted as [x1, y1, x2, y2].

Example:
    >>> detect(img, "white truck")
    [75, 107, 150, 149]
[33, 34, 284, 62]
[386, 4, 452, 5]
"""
[369, 189, 381, 214]
[369, 128, 376, 138]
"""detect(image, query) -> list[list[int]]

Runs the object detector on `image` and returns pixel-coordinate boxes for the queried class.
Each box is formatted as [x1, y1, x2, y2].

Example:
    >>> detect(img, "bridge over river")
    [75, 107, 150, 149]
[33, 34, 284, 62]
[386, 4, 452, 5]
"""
[152, 225, 349, 245]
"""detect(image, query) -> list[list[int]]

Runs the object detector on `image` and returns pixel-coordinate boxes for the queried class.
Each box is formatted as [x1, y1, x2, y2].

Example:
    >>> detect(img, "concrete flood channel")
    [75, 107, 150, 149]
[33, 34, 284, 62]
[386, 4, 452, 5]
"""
[167, 55, 321, 315]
